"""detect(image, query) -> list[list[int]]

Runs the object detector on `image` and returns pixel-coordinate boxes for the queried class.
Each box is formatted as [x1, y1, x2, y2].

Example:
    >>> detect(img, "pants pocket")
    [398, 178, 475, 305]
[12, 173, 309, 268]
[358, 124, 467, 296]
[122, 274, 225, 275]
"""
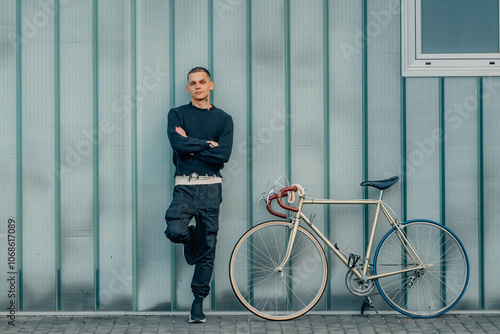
[204, 207, 220, 233]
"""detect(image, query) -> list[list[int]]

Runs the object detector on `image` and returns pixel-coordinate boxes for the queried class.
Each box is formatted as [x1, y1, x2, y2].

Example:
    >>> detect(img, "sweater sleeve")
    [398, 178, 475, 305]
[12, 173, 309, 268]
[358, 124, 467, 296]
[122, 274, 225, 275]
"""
[193, 115, 234, 164]
[167, 108, 210, 154]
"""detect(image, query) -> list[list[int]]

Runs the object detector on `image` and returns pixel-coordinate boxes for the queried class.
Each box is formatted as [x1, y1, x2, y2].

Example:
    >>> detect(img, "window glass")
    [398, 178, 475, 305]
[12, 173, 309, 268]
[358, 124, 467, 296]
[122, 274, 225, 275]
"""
[421, 0, 499, 54]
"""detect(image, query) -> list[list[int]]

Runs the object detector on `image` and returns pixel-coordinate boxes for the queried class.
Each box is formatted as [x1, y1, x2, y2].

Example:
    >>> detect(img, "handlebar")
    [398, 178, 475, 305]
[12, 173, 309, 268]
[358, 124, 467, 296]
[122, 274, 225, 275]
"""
[266, 194, 287, 218]
[277, 186, 299, 212]
[266, 185, 299, 218]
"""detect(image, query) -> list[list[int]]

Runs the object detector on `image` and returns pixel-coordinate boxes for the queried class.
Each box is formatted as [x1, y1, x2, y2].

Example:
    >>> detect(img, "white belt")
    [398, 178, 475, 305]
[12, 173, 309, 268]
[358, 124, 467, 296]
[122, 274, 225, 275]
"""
[175, 173, 222, 186]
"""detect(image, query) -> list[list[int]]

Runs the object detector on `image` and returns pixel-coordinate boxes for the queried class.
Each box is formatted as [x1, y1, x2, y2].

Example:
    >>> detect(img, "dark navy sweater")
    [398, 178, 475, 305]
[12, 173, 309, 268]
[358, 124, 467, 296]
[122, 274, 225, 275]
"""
[167, 103, 234, 177]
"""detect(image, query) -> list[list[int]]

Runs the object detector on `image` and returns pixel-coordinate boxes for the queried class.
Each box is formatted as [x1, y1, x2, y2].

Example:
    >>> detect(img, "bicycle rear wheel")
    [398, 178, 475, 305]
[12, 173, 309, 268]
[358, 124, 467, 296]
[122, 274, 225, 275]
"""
[373, 220, 469, 318]
[229, 221, 328, 321]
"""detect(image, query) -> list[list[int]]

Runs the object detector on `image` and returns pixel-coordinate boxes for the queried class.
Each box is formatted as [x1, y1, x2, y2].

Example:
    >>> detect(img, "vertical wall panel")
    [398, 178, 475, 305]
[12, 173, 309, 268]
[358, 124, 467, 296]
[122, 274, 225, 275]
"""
[97, 0, 133, 311]
[483, 77, 500, 310]
[366, 0, 401, 193]
[136, 0, 171, 311]
[366, 0, 402, 310]
[172, 0, 209, 311]
[290, 0, 326, 310]
[405, 78, 441, 221]
[329, 0, 364, 310]
[289, 1, 325, 201]
[212, 0, 248, 311]
[59, 0, 94, 311]
[444, 78, 479, 309]
[21, 0, 56, 310]
[251, 0, 287, 225]
[0, 0, 17, 310]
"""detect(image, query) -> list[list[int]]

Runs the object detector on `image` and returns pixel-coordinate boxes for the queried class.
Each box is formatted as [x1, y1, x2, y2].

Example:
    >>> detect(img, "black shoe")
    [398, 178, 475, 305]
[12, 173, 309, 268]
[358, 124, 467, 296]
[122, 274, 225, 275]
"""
[189, 297, 206, 323]
[184, 225, 197, 265]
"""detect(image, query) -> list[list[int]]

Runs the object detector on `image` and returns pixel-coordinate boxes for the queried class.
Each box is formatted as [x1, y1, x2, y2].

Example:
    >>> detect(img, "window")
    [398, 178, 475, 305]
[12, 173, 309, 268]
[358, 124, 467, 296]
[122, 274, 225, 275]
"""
[402, 0, 500, 77]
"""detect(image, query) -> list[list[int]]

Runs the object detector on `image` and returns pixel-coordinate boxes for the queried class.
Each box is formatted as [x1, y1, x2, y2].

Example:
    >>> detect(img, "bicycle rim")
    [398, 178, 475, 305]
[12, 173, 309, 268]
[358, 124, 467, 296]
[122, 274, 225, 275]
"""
[373, 220, 469, 318]
[229, 221, 328, 321]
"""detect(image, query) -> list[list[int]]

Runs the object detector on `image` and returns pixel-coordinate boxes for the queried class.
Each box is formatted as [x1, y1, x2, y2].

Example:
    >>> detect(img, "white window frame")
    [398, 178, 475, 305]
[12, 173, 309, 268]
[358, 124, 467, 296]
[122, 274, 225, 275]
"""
[402, 0, 500, 77]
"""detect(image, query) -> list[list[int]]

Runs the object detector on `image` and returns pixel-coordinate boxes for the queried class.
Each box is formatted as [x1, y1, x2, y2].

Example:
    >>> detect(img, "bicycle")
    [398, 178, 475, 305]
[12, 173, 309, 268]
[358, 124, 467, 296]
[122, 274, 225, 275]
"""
[229, 176, 469, 321]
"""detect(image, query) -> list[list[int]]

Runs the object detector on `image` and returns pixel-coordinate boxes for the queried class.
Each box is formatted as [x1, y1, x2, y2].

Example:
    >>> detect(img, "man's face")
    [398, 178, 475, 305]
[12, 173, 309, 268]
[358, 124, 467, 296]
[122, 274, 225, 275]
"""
[186, 71, 214, 102]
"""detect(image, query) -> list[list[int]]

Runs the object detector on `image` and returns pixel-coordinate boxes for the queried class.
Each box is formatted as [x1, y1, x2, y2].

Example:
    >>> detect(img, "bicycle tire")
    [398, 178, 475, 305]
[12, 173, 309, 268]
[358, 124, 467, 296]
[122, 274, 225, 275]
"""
[229, 221, 328, 321]
[373, 219, 469, 318]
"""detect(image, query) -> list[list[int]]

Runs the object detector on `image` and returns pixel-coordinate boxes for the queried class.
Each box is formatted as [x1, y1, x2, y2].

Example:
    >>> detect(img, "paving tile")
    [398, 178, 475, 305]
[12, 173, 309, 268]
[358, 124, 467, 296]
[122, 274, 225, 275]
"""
[172, 316, 191, 334]
[295, 317, 314, 334]
[365, 315, 391, 334]
[17, 316, 43, 334]
[307, 315, 329, 334]
[249, 316, 266, 333]
[264, 318, 282, 334]
[60, 317, 86, 334]
[109, 316, 132, 334]
[94, 316, 117, 334]
[322, 315, 343, 333]
[219, 316, 236, 334]
[140, 316, 160, 334]
[485, 315, 500, 331]
[78, 317, 101, 334]
[411, 317, 438, 333]
[1, 315, 29, 334]
[124, 316, 146, 333]
[279, 318, 298, 333]
[337, 315, 359, 333]
[157, 316, 175, 333]
[233, 316, 250, 334]
[46, 317, 72, 334]
[381, 315, 407, 334]
[351, 315, 375, 334]
[441, 315, 471, 333]
[32, 316, 58, 333]
[396, 316, 425, 333]
[454, 315, 486, 333]
[470, 315, 499, 333]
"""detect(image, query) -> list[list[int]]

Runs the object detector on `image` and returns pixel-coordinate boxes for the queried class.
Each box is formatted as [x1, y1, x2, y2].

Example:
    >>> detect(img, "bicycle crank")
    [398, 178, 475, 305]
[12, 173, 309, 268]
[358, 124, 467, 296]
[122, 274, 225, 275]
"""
[345, 268, 375, 296]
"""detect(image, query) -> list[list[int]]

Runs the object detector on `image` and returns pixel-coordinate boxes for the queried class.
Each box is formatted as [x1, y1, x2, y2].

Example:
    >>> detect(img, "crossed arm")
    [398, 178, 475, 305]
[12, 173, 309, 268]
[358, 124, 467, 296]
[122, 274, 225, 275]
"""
[175, 127, 218, 148]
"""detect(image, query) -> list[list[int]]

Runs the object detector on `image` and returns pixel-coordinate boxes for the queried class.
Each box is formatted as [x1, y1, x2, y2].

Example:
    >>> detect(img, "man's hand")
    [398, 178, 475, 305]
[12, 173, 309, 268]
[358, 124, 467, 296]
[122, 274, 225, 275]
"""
[207, 141, 219, 148]
[176, 127, 187, 137]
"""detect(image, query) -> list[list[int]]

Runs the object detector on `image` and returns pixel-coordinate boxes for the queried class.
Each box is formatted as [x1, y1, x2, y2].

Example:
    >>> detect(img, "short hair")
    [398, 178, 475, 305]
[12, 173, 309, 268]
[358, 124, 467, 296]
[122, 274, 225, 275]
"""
[187, 67, 211, 81]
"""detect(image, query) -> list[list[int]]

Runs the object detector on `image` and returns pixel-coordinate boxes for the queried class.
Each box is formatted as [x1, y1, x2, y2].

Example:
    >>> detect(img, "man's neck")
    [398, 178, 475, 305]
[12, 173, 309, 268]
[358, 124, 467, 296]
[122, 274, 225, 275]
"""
[191, 98, 212, 110]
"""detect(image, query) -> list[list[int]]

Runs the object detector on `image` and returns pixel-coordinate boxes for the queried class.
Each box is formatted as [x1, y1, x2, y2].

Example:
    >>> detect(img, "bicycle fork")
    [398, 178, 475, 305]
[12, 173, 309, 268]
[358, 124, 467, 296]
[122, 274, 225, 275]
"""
[276, 197, 305, 272]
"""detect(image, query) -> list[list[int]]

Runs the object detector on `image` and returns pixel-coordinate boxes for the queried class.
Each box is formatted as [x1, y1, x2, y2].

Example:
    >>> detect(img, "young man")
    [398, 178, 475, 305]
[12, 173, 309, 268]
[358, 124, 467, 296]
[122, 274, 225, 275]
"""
[164, 67, 234, 323]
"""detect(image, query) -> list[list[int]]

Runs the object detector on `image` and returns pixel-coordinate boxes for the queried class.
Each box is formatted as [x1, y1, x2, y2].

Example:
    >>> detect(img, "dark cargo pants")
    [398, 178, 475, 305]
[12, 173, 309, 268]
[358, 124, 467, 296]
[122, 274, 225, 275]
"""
[165, 183, 222, 298]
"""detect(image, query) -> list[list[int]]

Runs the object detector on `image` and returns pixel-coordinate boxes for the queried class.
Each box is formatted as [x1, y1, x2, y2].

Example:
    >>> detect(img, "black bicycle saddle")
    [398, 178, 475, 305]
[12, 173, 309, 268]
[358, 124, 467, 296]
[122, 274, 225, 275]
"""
[360, 176, 399, 190]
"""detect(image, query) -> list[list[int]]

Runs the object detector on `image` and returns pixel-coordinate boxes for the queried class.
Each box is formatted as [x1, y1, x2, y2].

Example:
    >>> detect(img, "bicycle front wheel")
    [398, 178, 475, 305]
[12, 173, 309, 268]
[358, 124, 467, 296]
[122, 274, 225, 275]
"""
[373, 220, 469, 318]
[229, 221, 328, 321]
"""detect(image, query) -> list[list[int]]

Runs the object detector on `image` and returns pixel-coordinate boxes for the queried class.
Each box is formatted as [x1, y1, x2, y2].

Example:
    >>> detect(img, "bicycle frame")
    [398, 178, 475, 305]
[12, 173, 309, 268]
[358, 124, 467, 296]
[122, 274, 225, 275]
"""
[274, 188, 425, 283]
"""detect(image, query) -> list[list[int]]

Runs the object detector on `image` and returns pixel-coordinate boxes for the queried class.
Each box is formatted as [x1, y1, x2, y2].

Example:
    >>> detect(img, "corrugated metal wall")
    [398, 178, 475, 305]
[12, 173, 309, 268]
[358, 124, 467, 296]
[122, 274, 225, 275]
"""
[1, 0, 499, 313]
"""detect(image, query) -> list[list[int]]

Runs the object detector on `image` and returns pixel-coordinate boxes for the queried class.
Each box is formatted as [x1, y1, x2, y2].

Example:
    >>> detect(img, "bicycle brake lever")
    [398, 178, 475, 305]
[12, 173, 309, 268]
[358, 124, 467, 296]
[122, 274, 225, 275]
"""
[256, 191, 269, 211]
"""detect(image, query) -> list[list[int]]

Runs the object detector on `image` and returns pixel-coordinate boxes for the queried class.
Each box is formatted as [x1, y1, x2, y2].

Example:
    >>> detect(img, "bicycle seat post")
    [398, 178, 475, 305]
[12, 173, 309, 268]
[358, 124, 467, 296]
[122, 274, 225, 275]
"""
[378, 190, 384, 201]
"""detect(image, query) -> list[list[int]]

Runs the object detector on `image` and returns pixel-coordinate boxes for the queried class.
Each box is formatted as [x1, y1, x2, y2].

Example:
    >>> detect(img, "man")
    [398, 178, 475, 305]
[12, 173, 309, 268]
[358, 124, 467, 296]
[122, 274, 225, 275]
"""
[164, 67, 234, 323]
